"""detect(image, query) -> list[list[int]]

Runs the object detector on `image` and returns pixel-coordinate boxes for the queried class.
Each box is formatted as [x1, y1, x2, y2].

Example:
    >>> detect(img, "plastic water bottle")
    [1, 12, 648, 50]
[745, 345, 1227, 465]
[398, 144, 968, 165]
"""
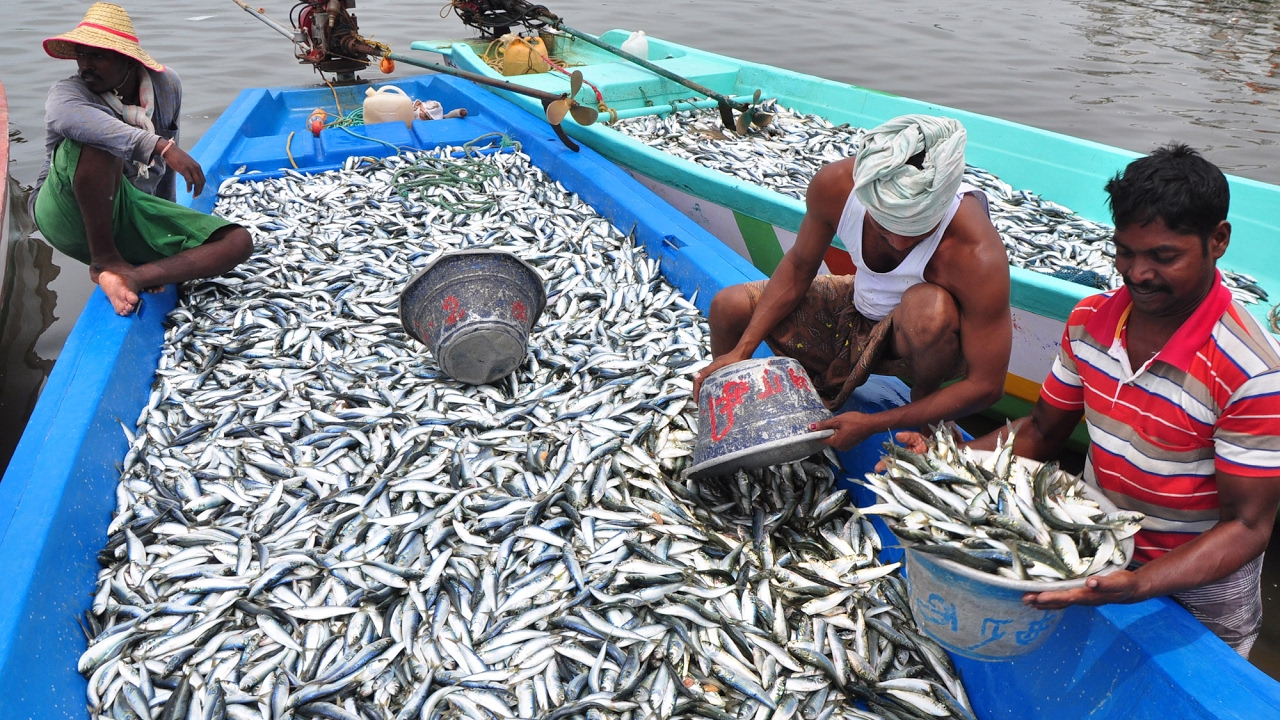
[621, 30, 649, 60]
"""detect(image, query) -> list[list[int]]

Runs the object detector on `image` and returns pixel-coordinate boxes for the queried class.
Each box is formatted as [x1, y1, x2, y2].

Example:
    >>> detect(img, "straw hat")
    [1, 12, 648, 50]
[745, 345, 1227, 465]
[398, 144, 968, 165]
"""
[44, 3, 163, 72]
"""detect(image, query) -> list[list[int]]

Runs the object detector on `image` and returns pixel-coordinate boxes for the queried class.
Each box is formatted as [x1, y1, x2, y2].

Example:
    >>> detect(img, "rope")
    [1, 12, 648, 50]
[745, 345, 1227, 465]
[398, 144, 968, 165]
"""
[339, 127, 411, 154]
[388, 133, 521, 215]
[324, 108, 365, 128]
[286, 131, 298, 169]
[323, 77, 345, 116]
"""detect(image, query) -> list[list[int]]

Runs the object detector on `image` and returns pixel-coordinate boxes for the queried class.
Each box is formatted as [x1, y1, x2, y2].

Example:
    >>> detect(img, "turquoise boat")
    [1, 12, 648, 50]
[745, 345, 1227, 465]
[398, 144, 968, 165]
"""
[415, 31, 1280, 422]
[0, 69, 1277, 719]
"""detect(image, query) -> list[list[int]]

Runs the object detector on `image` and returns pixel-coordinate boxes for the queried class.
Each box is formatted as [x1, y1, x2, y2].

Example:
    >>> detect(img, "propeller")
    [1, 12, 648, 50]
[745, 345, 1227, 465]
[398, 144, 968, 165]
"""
[734, 89, 775, 134]
[544, 71, 599, 127]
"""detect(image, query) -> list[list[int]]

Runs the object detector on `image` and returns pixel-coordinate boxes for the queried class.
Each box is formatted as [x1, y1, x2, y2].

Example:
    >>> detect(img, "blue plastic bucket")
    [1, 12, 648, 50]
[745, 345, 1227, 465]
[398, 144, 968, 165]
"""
[903, 460, 1133, 660]
[399, 250, 546, 384]
[688, 357, 833, 477]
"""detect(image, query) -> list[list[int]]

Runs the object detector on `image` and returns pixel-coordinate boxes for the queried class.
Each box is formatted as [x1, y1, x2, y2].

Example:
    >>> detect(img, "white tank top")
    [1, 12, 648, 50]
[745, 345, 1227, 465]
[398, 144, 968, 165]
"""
[836, 183, 988, 321]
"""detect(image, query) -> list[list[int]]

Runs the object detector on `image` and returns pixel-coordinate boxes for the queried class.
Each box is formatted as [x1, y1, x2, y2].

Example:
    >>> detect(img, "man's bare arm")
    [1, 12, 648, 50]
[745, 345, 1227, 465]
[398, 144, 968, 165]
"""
[817, 198, 1012, 447]
[695, 160, 851, 390]
[1027, 468, 1280, 609]
[967, 397, 1082, 460]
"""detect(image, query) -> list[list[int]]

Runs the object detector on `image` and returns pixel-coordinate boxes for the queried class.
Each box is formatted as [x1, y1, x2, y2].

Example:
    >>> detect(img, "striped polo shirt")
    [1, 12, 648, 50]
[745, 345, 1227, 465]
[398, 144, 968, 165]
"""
[1040, 272, 1280, 563]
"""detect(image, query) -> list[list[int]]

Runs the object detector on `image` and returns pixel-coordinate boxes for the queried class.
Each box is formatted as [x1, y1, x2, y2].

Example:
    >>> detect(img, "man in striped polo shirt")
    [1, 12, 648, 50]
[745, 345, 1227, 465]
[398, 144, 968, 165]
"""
[960, 144, 1280, 655]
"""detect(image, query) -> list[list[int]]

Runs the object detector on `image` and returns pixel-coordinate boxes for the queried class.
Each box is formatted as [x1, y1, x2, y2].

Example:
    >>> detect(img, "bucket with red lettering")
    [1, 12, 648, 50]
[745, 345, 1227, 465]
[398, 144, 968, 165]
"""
[399, 249, 546, 385]
[688, 357, 834, 478]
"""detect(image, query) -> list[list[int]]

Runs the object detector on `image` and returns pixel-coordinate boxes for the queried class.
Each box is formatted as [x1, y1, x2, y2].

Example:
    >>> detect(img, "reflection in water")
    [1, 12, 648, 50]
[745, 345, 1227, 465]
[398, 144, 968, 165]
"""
[0, 178, 58, 469]
[1070, 0, 1280, 174]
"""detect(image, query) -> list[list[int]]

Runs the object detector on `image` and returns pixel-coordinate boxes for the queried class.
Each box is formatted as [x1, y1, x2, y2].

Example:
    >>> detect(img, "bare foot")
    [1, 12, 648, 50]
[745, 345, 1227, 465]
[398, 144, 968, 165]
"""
[98, 270, 141, 316]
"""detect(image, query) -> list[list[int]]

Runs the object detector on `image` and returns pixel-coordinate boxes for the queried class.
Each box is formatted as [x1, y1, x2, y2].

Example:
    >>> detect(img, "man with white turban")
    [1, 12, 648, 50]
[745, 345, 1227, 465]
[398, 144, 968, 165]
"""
[694, 114, 1013, 451]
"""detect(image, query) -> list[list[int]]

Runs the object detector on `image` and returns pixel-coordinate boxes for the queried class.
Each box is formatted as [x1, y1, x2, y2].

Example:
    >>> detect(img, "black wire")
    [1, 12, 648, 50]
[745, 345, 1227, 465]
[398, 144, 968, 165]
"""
[450, 0, 556, 35]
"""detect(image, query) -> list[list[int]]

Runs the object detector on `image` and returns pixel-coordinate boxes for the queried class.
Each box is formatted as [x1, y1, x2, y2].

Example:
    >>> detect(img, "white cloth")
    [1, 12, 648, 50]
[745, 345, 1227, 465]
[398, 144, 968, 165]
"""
[836, 182, 987, 320]
[101, 68, 158, 178]
[853, 114, 967, 236]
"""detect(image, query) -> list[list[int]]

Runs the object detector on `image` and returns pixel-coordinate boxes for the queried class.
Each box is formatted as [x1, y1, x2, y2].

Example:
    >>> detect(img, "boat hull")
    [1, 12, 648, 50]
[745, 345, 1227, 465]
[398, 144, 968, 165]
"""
[418, 32, 1280, 417]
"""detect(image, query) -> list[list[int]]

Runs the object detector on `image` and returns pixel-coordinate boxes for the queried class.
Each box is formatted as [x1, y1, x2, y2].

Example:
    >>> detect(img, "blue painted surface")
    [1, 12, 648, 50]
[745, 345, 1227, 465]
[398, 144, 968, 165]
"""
[836, 375, 1280, 719]
[0, 73, 761, 718]
[0, 287, 176, 719]
[907, 547, 1065, 659]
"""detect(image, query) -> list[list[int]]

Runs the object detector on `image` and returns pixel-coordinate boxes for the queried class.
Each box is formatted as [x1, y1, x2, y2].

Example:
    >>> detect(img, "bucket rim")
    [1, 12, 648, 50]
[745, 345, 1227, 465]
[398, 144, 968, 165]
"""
[686, 428, 835, 478]
[700, 355, 801, 387]
[398, 248, 548, 345]
[898, 450, 1134, 592]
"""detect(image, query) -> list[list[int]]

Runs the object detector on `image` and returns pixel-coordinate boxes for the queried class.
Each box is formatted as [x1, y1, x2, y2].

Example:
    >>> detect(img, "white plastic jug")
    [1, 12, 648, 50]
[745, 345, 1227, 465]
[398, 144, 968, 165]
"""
[363, 86, 414, 128]
[620, 30, 648, 60]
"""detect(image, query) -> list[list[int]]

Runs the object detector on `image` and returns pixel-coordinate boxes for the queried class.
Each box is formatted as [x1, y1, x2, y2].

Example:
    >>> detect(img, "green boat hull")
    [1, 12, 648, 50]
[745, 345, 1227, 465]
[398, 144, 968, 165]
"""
[413, 31, 1279, 409]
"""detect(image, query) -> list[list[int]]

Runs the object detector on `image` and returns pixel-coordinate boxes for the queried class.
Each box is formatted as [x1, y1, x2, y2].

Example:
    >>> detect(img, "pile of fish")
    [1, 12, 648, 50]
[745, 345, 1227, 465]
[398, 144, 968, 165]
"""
[80, 147, 976, 720]
[614, 103, 1269, 305]
[861, 426, 1143, 582]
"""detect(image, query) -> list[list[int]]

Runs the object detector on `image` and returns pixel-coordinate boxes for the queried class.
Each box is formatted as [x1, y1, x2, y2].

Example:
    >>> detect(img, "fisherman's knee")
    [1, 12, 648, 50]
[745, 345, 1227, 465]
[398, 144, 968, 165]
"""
[225, 227, 254, 264]
[895, 283, 959, 350]
[207, 225, 254, 267]
[709, 284, 754, 329]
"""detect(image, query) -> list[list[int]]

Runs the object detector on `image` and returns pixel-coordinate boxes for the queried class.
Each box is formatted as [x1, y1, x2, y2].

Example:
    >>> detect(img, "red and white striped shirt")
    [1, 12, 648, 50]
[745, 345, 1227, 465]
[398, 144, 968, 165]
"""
[1040, 273, 1280, 563]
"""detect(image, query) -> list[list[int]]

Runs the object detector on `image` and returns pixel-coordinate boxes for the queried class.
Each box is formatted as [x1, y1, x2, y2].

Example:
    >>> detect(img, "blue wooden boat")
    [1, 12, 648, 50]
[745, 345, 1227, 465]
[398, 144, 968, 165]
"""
[0, 71, 1277, 719]
[415, 31, 1280, 424]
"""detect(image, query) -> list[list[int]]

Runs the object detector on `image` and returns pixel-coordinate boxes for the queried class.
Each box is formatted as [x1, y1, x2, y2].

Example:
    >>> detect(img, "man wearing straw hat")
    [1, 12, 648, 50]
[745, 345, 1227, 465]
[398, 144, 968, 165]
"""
[695, 115, 1012, 451]
[33, 3, 252, 316]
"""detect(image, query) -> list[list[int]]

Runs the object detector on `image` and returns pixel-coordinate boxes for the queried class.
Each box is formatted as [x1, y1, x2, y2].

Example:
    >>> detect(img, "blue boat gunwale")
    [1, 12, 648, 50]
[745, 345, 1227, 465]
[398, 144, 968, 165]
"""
[0, 71, 1275, 719]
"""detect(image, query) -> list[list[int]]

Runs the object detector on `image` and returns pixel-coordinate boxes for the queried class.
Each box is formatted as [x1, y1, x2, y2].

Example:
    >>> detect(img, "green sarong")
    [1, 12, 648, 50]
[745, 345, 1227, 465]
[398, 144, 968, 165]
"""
[33, 139, 234, 266]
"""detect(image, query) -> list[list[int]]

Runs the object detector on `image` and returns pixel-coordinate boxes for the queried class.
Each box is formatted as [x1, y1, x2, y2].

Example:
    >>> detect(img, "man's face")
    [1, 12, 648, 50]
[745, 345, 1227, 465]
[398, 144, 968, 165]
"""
[75, 45, 132, 94]
[1113, 216, 1229, 319]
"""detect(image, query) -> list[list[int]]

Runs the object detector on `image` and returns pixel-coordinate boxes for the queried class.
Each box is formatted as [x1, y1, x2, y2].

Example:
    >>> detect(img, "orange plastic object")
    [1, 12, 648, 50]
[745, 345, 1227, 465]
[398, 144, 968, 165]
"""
[307, 110, 326, 136]
[380, 56, 395, 74]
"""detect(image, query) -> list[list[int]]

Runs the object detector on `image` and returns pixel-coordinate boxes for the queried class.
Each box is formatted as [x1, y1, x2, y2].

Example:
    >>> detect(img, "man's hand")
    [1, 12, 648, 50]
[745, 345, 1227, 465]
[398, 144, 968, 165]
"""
[692, 348, 751, 400]
[810, 412, 885, 452]
[1022, 569, 1144, 610]
[874, 430, 928, 471]
[161, 142, 206, 196]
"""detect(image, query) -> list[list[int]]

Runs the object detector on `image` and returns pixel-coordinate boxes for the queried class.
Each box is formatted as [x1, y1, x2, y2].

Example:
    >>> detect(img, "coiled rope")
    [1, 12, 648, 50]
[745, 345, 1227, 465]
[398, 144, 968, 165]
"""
[389, 133, 522, 214]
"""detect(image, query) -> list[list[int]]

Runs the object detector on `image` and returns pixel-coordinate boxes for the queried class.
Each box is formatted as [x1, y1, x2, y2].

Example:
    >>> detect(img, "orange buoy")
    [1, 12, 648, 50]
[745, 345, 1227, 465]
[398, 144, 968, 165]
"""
[380, 56, 395, 74]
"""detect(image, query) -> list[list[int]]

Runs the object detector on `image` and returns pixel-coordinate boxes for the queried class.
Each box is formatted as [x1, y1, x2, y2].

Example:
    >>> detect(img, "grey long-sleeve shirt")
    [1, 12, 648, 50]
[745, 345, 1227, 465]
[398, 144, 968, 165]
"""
[32, 67, 182, 214]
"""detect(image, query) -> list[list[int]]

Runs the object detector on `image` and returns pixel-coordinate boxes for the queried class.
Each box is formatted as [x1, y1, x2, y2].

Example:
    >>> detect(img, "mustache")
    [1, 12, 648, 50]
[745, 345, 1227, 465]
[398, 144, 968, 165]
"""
[80, 71, 102, 82]
[1123, 277, 1169, 294]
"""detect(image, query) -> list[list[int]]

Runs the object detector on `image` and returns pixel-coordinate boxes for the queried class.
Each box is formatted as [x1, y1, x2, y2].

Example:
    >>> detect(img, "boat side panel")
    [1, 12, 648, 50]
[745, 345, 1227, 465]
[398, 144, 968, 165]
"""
[0, 288, 175, 719]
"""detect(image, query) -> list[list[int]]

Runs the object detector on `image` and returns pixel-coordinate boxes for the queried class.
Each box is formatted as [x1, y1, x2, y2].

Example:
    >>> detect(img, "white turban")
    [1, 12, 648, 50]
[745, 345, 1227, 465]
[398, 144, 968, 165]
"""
[853, 115, 967, 237]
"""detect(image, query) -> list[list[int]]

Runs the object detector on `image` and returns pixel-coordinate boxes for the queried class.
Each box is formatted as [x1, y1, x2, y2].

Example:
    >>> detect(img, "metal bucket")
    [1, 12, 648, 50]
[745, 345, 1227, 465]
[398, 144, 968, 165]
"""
[399, 249, 546, 385]
[903, 454, 1133, 660]
[688, 357, 834, 478]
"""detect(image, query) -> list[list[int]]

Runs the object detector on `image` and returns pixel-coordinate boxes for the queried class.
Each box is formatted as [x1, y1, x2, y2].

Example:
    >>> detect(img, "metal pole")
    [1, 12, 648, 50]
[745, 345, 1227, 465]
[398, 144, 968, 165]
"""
[385, 52, 567, 104]
[229, 0, 306, 44]
[544, 22, 742, 129]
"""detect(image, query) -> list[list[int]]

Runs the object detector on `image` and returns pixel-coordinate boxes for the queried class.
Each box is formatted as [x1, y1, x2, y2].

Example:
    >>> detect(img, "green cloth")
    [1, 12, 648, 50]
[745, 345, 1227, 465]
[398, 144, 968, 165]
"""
[33, 139, 233, 265]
